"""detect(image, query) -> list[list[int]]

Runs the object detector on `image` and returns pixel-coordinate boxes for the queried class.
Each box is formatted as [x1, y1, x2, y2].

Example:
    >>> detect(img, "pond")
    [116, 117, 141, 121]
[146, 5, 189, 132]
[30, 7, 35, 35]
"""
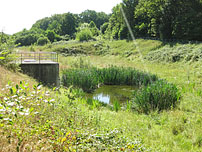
[86, 85, 138, 104]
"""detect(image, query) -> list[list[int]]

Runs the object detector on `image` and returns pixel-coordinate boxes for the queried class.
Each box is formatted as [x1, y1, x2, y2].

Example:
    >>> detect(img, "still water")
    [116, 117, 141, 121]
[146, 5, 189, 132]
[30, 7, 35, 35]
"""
[86, 85, 137, 104]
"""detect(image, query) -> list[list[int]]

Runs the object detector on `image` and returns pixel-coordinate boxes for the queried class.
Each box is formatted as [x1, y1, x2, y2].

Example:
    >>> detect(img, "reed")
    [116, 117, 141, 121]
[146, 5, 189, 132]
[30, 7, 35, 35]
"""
[62, 68, 99, 93]
[62, 66, 158, 93]
[132, 80, 181, 114]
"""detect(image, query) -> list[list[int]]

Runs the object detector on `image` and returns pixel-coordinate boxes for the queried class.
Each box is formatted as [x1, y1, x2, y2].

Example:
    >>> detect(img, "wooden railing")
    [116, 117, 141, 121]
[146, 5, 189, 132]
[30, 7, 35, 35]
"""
[15, 52, 58, 64]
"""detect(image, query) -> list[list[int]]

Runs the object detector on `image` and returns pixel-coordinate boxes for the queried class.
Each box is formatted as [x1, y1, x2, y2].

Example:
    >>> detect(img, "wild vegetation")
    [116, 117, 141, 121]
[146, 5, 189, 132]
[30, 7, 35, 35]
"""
[9, 0, 202, 47]
[62, 66, 180, 113]
[1, 0, 202, 151]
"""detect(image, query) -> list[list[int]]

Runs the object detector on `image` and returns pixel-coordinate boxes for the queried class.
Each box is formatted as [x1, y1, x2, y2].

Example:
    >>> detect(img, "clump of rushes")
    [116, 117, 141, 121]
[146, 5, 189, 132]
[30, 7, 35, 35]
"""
[62, 66, 158, 93]
[99, 66, 158, 86]
[132, 80, 181, 114]
[62, 68, 100, 93]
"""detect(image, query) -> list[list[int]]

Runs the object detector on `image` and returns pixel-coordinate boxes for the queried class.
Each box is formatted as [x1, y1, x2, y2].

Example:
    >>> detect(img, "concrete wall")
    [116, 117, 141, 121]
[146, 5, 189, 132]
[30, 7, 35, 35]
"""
[20, 63, 59, 87]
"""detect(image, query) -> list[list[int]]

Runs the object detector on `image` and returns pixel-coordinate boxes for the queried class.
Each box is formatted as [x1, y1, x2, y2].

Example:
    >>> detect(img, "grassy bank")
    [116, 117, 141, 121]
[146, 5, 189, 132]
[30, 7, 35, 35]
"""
[59, 55, 202, 151]
[2, 39, 202, 151]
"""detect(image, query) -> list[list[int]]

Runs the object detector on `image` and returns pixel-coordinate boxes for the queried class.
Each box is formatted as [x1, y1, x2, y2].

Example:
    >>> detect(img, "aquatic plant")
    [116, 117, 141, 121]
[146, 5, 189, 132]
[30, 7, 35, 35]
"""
[62, 68, 100, 93]
[62, 66, 158, 93]
[132, 80, 181, 114]
[113, 100, 121, 112]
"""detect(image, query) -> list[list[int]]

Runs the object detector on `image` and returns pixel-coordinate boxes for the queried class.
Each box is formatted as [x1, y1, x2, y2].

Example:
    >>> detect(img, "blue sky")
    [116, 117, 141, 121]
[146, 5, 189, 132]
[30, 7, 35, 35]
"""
[0, 0, 122, 34]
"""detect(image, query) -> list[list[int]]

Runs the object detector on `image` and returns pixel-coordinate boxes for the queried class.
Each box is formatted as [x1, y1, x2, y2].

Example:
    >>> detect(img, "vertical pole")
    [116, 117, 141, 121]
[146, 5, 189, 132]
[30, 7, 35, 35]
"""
[39, 52, 40, 64]
[21, 53, 22, 64]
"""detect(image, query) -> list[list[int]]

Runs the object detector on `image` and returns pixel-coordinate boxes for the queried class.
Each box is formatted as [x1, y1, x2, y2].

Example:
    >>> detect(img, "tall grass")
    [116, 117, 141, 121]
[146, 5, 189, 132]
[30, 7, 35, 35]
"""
[62, 66, 158, 93]
[146, 43, 202, 63]
[99, 66, 158, 86]
[62, 68, 99, 93]
[132, 80, 181, 114]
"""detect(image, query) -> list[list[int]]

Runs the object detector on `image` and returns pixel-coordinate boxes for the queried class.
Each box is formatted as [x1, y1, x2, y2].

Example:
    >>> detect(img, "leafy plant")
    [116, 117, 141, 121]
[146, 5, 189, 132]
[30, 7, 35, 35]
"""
[113, 100, 121, 112]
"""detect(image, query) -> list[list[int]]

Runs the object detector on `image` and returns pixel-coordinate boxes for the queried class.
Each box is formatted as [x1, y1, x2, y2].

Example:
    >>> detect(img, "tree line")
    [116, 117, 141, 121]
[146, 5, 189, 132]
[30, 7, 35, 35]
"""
[13, 10, 109, 46]
[106, 0, 202, 41]
[13, 0, 202, 46]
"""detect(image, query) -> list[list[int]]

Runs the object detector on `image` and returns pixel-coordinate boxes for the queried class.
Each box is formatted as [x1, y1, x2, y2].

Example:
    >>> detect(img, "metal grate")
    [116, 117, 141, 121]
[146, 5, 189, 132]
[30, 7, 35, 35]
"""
[15, 52, 58, 64]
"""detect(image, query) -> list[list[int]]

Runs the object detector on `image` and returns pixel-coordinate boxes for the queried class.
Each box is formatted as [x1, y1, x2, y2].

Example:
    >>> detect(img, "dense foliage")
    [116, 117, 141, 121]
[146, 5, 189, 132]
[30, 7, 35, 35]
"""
[0, 32, 18, 71]
[12, 0, 202, 46]
[13, 11, 109, 46]
[105, 0, 202, 41]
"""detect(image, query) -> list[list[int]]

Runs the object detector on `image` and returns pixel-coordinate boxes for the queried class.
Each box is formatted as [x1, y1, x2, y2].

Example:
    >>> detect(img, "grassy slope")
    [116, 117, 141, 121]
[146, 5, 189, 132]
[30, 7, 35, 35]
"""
[0, 66, 37, 90]
[2, 39, 202, 151]
[60, 55, 202, 151]
[55, 39, 202, 151]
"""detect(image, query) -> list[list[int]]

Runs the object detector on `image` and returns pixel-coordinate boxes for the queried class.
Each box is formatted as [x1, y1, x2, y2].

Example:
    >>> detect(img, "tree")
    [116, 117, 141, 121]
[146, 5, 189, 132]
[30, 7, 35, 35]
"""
[0, 32, 15, 65]
[80, 10, 110, 29]
[37, 37, 50, 46]
[89, 21, 100, 36]
[60, 13, 78, 37]
[76, 28, 93, 42]
[105, 4, 124, 39]
[46, 30, 56, 42]
[32, 17, 51, 31]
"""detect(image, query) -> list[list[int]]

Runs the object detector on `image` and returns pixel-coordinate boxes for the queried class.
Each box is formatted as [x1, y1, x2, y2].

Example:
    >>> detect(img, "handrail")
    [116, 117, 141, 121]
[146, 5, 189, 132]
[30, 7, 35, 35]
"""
[15, 52, 58, 64]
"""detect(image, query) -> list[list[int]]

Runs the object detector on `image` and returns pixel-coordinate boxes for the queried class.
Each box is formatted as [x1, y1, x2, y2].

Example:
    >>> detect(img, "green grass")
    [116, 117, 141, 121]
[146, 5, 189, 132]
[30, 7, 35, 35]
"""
[58, 54, 202, 151]
[24, 39, 162, 57]
[132, 80, 181, 114]
[5, 39, 202, 151]
[146, 43, 202, 63]
[62, 66, 159, 92]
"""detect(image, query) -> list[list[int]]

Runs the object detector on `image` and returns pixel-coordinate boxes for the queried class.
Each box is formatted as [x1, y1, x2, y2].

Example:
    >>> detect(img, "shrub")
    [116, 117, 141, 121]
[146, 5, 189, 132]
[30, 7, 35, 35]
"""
[0, 33, 19, 71]
[76, 28, 93, 42]
[37, 37, 50, 46]
[132, 80, 181, 114]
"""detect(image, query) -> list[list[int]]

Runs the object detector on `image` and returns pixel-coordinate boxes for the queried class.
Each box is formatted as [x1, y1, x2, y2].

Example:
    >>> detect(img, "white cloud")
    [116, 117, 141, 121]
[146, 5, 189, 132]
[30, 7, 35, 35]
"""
[0, 0, 122, 34]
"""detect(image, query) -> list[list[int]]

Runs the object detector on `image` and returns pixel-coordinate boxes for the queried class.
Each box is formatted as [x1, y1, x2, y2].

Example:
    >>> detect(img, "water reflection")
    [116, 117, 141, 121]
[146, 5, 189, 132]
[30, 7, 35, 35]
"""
[93, 93, 110, 104]
[87, 85, 137, 104]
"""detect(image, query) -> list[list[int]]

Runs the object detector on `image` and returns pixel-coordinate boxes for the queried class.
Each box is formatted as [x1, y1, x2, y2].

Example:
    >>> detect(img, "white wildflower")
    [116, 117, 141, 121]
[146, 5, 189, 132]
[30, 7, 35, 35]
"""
[4, 97, 8, 101]
[3, 118, 12, 121]
[43, 100, 48, 103]
[50, 99, 55, 102]
[7, 102, 15, 106]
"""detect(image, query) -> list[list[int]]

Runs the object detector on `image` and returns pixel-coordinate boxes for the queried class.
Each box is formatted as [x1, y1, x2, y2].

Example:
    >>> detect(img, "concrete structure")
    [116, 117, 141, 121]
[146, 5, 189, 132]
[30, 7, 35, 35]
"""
[17, 52, 60, 87]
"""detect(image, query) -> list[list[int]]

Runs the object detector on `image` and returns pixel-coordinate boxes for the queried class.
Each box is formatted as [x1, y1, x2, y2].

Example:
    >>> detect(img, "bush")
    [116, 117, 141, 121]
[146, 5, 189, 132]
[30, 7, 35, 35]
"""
[76, 28, 93, 42]
[132, 80, 181, 114]
[37, 37, 50, 46]
[0, 33, 18, 71]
